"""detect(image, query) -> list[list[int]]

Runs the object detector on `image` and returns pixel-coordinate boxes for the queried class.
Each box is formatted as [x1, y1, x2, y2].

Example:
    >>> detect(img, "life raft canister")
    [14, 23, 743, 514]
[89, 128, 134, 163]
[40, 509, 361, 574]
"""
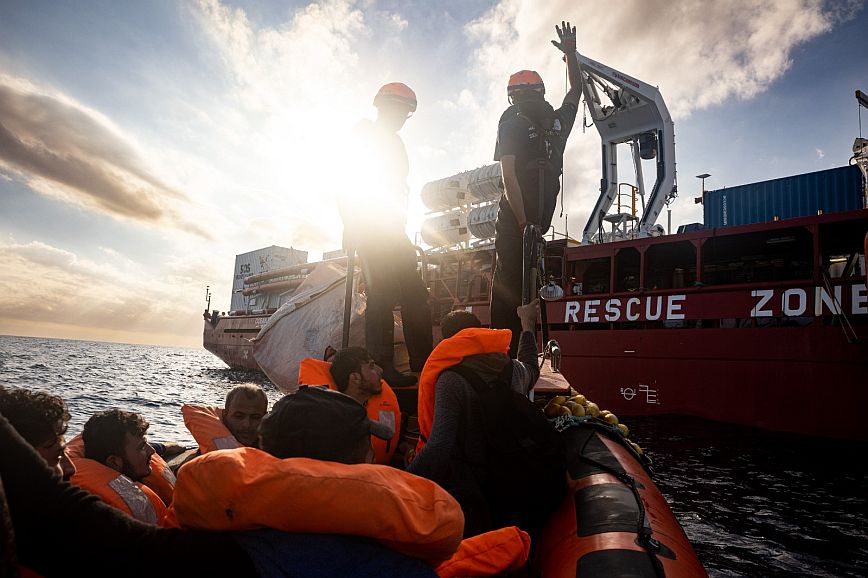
[298, 357, 401, 465]
[165, 446, 464, 566]
[181, 405, 241, 453]
[435, 526, 530, 578]
[66, 434, 176, 507]
[533, 423, 708, 577]
[68, 454, 168, 525]
[416, 328, 511, 454]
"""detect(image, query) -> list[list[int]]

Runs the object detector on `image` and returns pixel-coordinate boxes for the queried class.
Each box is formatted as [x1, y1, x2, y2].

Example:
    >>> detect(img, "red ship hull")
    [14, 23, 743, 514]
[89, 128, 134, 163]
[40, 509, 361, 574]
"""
[551, 323, 867, 440]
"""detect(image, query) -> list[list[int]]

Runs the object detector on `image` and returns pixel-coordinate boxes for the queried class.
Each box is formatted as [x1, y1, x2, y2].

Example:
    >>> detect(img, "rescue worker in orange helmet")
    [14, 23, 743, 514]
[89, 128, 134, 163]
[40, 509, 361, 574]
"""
[338, 82, 433, 388]
[490, 21, 581, 355]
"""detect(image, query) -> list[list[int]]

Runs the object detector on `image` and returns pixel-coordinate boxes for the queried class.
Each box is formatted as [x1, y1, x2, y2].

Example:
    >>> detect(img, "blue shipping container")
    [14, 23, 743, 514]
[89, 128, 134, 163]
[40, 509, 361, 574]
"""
[703, 165, 865, 228]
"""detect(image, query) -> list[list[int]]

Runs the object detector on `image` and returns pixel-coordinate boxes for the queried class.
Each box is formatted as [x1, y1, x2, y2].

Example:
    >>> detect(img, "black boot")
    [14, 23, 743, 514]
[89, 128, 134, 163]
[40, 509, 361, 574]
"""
[381, 364, 417, 388]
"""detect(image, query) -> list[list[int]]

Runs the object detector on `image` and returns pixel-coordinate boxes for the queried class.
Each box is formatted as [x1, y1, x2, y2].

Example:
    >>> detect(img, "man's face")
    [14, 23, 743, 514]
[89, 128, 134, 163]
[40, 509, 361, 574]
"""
[119, 432, 154, 481]
[376, 102, 413, 132]
[223, 395, 267, 447]
[357, 359, 383, 397]
[36, 435, 76, 481]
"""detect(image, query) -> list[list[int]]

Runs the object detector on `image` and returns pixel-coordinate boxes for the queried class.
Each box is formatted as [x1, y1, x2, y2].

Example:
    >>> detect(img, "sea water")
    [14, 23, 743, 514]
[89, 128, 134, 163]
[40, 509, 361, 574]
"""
[1, 334, 865, 577]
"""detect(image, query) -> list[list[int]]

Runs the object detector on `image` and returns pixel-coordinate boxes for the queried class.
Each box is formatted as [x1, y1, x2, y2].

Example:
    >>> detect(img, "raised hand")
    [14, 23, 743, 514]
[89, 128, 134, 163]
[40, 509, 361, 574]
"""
[551, 20, 576, 54]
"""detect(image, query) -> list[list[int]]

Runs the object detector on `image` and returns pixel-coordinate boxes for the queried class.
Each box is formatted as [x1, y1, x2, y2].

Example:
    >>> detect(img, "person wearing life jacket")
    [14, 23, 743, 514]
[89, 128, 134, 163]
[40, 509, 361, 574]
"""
[338, 82, 433, 388]
[72, 409, 167, 524]
[221, 383, 268, 447]
[168, 386, 454, 576]
[0, 386, 76, 480]
[298, 347, 401, 464]
[490, 21, 581, 356]
[409, 300, 544, 537]
[181, 383, 268, 458]
[0, 409, 263, 577]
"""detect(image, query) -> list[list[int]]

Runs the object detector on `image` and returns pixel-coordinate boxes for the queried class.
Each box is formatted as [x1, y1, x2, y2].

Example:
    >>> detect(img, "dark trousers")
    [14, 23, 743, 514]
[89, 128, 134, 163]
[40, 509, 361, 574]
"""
[359, 238, 433, 372]
[489, 230, 523, 357]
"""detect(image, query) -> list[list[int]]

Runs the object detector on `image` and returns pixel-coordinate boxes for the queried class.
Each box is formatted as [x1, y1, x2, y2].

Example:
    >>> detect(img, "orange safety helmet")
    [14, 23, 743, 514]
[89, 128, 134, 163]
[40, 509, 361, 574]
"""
[507, 70, 545, 102]
[373, 82, 417, 113]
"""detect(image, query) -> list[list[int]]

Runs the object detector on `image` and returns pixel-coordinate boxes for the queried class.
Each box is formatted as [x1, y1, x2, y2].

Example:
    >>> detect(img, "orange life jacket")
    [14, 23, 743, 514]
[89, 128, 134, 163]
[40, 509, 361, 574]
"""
[67, 434, 175, 506]
[69, 456, 167, 525]
[142, 452, 176, 506]
[165, 447, 464, 565]
[298, 358, 401, 465]
[181, 405, 241, 453]
[416, 328, 511, 453]
[435, 526, 531, 577]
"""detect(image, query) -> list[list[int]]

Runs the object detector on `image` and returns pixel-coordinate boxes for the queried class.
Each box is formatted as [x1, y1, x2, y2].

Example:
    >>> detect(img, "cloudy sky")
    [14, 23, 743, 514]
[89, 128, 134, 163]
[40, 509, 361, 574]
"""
[1, 0, 866, 348]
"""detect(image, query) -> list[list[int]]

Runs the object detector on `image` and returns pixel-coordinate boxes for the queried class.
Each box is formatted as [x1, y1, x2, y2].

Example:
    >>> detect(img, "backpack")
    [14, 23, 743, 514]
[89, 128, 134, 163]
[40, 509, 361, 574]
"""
[445, 363, 566, 536]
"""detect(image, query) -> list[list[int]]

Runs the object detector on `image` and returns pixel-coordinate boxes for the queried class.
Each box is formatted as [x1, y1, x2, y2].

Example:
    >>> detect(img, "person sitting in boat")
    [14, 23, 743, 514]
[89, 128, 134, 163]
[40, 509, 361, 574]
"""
[298, 347, 403, 465]
[0, 386, 76, 480]
[181, 383, 268, 459]
[0, 407, 266, 577]
[328, 347, 386, 406]
[64, 409, 170, 523]
[221, 383, 268, 447]
[409, 300, 553, 537]
[258, 385, 393, 463]
[174, 386, 450, 576]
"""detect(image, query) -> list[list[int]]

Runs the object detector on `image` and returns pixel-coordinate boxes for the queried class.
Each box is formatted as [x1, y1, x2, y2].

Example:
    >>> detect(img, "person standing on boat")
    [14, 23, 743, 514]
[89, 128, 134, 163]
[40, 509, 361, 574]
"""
[490, 21, 581, 355]
[339, 83, 433, 388]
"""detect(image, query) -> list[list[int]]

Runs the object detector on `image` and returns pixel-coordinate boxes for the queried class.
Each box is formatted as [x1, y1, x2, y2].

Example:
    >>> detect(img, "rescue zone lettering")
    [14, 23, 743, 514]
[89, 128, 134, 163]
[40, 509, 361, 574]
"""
[563, 295, 687, 323]
[751, 284, 868, 317]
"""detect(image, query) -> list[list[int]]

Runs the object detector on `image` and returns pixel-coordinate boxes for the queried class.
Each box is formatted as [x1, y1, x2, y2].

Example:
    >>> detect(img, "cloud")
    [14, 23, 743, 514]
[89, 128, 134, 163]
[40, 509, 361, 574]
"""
[462, 0, 850, 233]
[466, 0, 840, 118]
[0, 74, 211, 237]
[0, 239, 217, 346]
[816, 148, 825, 159]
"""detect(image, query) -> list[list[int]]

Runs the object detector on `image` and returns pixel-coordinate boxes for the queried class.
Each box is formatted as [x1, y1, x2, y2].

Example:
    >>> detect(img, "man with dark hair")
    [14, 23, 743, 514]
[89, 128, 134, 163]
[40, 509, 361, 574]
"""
[83, 409, 153, 482]
[409, 300, 546, 536]
[329, 347, 384, 406]
[0, 386, 76, 480]
[259, 386, 393, 464]
[440, 310, 483, 340]
[490, 21, 580, 356]
[222, 383, 268, 447]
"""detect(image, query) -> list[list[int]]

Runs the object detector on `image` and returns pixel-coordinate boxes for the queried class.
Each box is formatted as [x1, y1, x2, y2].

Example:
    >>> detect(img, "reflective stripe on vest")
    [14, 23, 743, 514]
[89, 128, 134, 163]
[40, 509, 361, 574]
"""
[70, 457, 166, 524]
[298, 358, 401, 464]
[68, 433, 175, 508]
[108, 474, 158, 525]
[416, 328, 511, 453]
